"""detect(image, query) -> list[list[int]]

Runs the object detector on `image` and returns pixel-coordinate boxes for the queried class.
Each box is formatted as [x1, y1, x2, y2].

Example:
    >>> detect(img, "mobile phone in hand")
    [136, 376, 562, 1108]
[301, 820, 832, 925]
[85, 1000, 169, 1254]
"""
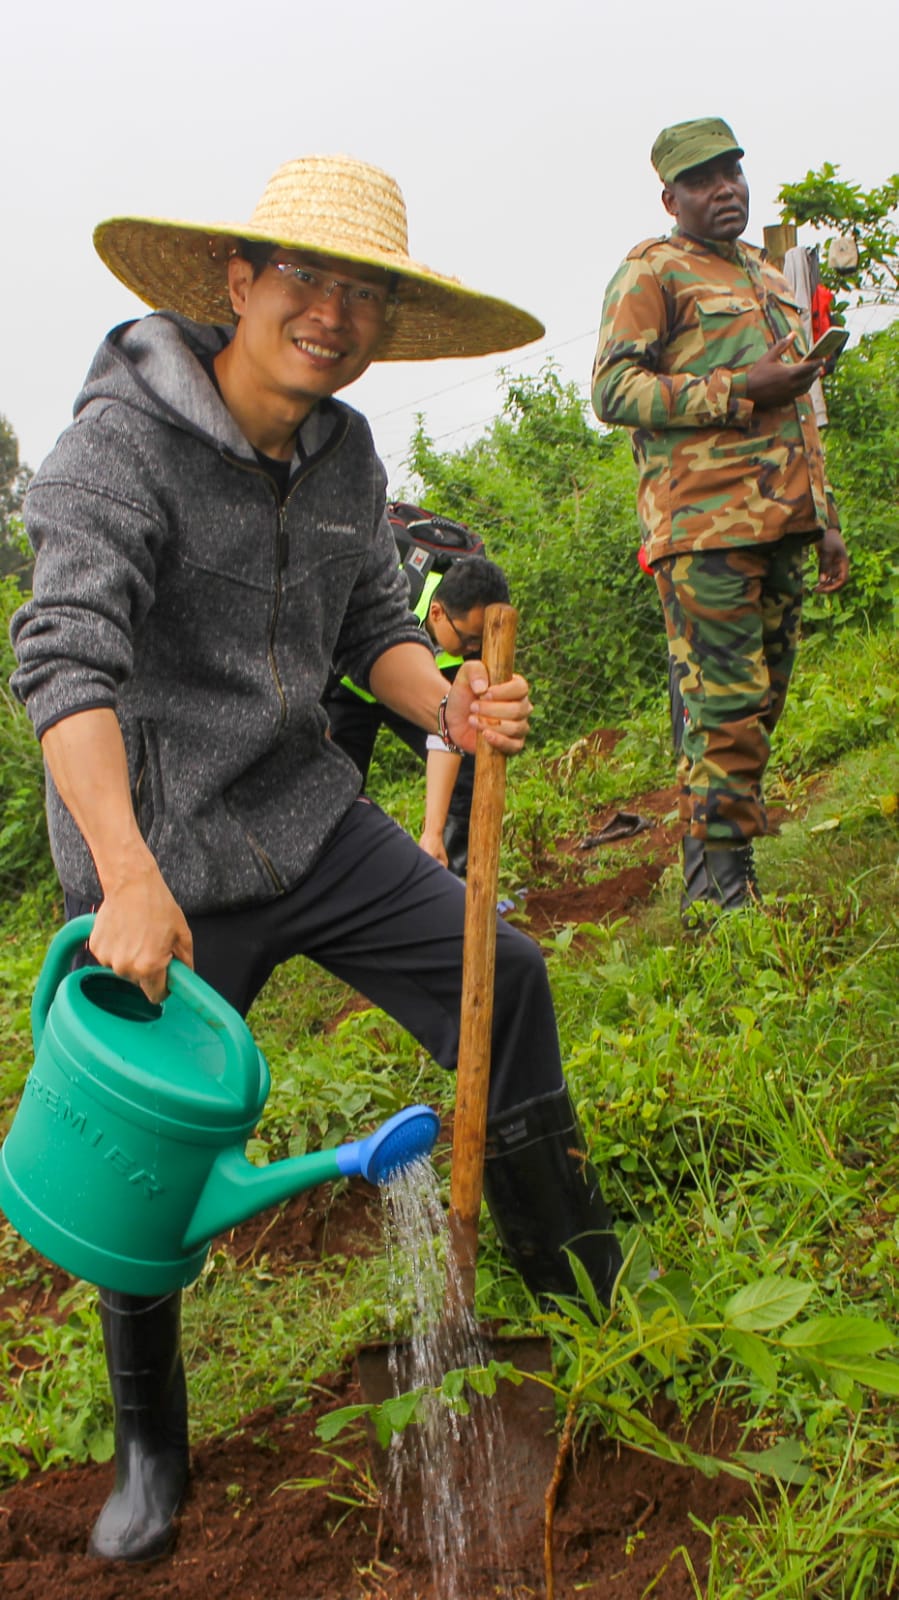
[804, 327, 849, 365]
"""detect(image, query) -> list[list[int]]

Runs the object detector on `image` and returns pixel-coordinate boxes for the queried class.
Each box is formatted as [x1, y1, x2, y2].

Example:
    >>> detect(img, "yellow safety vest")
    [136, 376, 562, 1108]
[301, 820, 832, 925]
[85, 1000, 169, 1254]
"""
[339, 568, 462, 703]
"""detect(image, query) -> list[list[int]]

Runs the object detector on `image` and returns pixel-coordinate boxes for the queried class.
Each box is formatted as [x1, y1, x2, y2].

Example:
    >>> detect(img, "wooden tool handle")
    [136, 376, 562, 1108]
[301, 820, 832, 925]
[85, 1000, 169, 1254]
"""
[448, 602, 519, 1309]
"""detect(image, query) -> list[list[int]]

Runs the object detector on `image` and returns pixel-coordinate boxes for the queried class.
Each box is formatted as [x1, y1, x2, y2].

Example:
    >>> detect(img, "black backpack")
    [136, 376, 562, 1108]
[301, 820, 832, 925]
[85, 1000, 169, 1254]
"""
[387, 501, 485, 610]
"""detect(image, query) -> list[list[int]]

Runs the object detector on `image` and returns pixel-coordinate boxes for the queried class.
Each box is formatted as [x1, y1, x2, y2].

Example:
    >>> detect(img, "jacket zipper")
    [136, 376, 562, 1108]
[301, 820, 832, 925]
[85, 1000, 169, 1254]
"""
[225, 416, 350, 734]
[219, 416, 351, 891]
[268, 497, 289, 727]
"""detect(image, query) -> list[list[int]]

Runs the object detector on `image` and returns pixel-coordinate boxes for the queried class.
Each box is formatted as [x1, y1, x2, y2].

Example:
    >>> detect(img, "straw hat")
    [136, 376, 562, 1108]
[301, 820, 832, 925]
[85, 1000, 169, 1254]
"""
[93, 155, 544, 361]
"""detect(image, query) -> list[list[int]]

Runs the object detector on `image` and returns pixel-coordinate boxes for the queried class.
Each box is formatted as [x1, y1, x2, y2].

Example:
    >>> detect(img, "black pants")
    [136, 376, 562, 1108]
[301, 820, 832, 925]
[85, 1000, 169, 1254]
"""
[66, 799, 561, 1119]
[324, 680, 475, 826]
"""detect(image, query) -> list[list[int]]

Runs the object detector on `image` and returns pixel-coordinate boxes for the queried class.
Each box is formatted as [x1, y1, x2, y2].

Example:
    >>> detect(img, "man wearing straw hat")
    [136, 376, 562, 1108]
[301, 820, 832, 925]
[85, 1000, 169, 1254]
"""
[11, 155, 623, 1563]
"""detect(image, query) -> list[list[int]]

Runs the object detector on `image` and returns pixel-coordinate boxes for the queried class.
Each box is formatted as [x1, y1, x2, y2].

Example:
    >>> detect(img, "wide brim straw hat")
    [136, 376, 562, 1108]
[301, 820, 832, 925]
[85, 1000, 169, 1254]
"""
[93, 155, 544, 361]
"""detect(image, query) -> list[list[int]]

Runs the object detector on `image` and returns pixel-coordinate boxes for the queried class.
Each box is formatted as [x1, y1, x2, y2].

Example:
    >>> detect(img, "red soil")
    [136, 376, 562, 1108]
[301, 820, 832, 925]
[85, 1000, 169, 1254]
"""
[0, 1189, 755, 1600]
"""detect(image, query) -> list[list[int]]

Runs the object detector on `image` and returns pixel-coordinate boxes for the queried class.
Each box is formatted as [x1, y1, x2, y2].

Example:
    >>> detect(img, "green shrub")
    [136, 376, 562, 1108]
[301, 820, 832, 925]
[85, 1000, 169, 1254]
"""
[407, 364, 665, 742]
[0, 574, 52, 901]
[805, 321, 899, 634]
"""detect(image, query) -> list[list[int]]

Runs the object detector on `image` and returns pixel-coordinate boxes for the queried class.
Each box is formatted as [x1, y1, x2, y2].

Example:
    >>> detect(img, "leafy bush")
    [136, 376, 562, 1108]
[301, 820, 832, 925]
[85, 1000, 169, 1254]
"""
[805, 320, 899, 634]
[0, 574, 52, 901]
[407, 364, 665, 743]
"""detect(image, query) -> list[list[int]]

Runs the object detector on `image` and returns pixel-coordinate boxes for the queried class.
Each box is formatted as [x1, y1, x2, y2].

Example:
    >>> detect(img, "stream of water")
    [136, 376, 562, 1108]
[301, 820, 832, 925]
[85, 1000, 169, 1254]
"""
[380, 1157, 515, 1600]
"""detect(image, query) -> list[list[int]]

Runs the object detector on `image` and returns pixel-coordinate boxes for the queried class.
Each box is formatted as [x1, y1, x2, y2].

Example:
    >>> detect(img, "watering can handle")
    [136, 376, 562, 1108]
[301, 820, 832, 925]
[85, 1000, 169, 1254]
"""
[32, 916, 260, 1092]
[32, 915, 99, 1047]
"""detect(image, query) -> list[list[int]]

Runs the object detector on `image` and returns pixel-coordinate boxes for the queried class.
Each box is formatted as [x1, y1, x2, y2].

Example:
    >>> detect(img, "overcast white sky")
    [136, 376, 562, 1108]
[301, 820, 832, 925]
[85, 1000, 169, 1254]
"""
[5, 0, 897, 490]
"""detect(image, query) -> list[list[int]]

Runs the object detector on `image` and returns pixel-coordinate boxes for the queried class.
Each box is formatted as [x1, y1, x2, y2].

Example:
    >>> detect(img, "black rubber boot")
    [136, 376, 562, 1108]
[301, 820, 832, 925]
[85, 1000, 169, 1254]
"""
[482, 1085, 622, 1308]
[89, 1290, 189, 1563]
[681, 834, 712, 912]
[707, 843, 760, 908]
[681, 837, 761, 917]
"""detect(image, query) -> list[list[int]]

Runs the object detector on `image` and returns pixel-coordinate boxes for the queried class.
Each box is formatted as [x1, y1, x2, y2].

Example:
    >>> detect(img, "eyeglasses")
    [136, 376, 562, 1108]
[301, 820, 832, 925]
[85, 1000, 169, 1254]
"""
[269, 260, 397, 320]
[444, 616, 483, 654]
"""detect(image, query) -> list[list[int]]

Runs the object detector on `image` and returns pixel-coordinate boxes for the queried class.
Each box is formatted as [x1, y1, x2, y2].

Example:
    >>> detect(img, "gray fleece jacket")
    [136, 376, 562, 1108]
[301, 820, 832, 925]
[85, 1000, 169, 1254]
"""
[10, 313, 429, 912]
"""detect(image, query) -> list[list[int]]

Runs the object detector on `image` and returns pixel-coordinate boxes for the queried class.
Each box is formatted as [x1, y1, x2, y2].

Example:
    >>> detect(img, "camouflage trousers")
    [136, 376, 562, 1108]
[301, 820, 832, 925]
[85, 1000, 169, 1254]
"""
[654, 536, 808, 841]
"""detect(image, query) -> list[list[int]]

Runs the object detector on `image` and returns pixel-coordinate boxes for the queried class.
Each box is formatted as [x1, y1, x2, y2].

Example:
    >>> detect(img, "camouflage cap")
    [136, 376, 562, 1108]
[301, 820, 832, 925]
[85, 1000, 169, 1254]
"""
[651, 118, 744, 185]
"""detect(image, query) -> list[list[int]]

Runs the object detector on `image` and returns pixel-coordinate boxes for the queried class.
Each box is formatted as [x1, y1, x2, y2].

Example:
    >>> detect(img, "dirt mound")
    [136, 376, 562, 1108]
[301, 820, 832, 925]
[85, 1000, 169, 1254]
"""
[1, 1196, 755, 1600]
[0, 1377, 754, 1599]
[520, 781, 684, 938]
[1, 1181, 755, 1600]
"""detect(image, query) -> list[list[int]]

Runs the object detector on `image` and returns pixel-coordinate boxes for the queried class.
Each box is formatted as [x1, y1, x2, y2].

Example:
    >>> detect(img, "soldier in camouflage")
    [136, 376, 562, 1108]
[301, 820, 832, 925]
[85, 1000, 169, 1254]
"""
[592, 117, 849, 913]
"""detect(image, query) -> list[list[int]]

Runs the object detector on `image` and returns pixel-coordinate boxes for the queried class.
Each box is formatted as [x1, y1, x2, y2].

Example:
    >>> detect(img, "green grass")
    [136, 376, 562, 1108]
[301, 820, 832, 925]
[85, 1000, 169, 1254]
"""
[1, 619, 898, 1594]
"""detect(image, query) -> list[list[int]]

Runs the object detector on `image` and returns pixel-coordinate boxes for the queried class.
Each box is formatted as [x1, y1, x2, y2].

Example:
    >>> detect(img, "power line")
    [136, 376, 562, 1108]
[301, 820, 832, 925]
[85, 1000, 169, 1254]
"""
[368, 326, 598, 424]
[376, 409, 503, 467]
[847, 300, 897, 338]
[377, 391, 599, 473]
[375, 375, 598, 470]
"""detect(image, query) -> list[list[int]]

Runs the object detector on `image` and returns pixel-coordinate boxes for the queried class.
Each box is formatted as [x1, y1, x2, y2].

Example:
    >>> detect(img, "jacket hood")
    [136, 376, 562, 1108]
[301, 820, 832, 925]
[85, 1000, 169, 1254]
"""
[74, 312, 338, 461]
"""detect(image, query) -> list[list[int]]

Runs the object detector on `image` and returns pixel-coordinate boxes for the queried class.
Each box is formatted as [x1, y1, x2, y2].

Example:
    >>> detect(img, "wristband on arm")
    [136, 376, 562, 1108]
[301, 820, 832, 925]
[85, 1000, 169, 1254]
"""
[436, 694, 465, 755]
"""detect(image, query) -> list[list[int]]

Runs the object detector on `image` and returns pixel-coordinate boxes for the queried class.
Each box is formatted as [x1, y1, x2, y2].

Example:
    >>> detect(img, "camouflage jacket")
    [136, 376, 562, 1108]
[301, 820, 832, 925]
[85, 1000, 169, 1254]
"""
[591, 230, 840, 564]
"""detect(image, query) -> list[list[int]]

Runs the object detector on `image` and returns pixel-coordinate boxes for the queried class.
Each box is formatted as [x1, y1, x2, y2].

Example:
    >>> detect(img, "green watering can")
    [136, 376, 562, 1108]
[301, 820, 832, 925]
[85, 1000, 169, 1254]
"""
[0, 917, 439, 1295]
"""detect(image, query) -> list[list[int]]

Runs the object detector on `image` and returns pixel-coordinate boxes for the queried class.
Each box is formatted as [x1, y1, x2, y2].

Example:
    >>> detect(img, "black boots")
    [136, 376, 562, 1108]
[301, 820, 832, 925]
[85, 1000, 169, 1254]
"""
[482, 1086, 622, 1308]
[89, 1289, 190, 1563]
[681, 836, 761, 917]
